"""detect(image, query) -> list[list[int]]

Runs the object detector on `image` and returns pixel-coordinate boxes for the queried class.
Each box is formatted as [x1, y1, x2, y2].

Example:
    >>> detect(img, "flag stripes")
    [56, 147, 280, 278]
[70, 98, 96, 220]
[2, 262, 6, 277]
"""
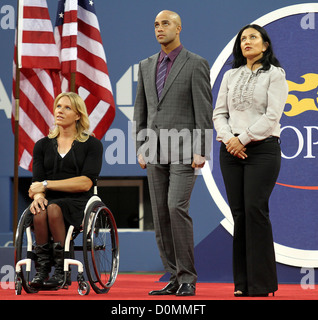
[12, 0, 61, 171]
[12, 0, 115, 171]
[55, 0, 115, 139]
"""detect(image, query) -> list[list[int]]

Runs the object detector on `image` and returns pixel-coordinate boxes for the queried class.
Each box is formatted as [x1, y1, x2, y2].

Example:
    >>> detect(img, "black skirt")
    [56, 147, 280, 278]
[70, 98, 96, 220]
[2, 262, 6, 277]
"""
[24, 193, 91, 229]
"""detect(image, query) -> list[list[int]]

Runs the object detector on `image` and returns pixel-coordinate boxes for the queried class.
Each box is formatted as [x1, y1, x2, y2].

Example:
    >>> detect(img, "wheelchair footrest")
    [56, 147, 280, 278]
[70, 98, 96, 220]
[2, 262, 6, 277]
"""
[34, 283, 68, 291]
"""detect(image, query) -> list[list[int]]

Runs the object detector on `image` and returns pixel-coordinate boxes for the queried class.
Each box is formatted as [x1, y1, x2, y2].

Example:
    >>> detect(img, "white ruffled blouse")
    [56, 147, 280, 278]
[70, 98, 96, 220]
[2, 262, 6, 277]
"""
[213, 65, 289, 146]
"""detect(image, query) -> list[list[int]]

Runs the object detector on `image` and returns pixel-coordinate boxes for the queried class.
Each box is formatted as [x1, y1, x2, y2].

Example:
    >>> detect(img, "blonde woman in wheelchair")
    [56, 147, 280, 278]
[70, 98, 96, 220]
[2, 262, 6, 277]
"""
[27, 92, 103, 289]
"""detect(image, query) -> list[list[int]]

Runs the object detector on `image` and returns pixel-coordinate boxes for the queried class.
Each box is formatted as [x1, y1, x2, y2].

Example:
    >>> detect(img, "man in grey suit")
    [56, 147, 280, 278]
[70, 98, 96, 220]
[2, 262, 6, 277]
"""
[133, 10, 213, 296]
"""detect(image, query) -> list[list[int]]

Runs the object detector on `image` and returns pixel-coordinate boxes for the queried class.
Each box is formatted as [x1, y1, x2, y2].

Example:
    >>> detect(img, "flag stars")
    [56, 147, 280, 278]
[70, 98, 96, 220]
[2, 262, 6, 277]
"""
[89, 1, 94, 6]
[59, 12, 64, 19]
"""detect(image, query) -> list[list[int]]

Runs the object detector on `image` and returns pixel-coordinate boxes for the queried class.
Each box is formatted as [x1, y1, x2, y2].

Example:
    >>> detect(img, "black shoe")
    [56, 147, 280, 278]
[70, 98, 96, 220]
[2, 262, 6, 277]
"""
[175, 283, 196, 296]
[234, 290, 248, 297]
[43, 242, 71, 288]
[44, 270, 65, 288]
[148, 281, 179, 295]
[249, 292, 274, 297]
[30, 243, 52, 288]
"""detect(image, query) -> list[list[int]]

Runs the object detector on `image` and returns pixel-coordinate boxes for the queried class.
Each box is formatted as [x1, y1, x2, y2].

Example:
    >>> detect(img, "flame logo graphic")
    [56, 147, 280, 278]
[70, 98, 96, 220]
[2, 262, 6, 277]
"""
[285, 73, 318, 116]
[278, 73, 318, 190]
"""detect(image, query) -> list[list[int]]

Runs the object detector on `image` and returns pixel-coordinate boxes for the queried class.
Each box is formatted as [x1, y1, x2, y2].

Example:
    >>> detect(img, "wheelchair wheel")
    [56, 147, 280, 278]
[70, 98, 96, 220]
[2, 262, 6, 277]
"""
[83, 201, 119, 294]
[14, 207, 38, 294]
[77, 280, 90, 296]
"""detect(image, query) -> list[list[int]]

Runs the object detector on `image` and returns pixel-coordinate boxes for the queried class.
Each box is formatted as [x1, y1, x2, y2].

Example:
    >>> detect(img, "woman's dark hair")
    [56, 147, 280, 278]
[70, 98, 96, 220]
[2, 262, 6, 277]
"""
[232, 24, 281, 71]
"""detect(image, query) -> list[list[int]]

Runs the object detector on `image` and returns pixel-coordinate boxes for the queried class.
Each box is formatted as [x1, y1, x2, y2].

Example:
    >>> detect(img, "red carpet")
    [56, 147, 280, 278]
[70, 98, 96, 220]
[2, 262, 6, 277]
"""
[1, 273, 318, 300]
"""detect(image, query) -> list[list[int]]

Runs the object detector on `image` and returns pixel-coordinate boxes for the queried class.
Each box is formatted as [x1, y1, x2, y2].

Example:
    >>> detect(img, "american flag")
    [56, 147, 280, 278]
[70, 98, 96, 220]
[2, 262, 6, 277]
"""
[55, 0, 115, 139]
[12, 0, 61, 171]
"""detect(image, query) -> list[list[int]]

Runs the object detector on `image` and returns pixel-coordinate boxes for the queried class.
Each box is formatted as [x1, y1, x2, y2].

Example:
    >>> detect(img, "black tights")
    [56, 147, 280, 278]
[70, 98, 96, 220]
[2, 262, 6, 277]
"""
[33, 203, 66, 247]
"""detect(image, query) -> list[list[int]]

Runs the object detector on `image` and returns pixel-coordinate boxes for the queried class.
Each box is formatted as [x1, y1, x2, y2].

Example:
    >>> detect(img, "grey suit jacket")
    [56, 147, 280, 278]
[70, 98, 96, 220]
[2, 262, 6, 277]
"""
[133, 47, 213, 164]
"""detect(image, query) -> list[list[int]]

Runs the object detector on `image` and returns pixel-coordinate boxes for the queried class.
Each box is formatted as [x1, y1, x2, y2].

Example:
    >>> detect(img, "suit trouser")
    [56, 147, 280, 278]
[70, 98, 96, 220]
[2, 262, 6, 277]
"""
[147, 163, 197, 285]
[219, 138, 280, 295]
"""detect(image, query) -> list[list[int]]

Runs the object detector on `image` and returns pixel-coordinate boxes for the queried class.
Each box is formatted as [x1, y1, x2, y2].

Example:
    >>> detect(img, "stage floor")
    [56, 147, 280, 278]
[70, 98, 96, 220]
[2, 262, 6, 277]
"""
[1, 273, 318, 300]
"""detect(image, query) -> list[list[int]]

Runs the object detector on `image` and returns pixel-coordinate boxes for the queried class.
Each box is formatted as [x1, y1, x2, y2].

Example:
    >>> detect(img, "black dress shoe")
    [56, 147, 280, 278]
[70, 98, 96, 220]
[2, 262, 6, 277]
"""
[249, 292, 274, 297]
[175, 283, 196, 296]
[234, 290, 248, 297]
[148, 282, 179, 295]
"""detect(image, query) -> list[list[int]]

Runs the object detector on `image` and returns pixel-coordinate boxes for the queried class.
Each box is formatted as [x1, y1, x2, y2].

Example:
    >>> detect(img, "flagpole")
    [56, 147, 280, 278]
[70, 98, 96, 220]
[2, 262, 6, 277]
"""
[13, 0, 22, 244]
[13, 71, 20, 244]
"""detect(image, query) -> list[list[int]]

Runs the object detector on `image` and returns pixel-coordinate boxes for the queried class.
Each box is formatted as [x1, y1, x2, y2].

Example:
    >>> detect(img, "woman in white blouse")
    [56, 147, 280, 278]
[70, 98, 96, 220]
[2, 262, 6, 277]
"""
[213, 24, 288, 297]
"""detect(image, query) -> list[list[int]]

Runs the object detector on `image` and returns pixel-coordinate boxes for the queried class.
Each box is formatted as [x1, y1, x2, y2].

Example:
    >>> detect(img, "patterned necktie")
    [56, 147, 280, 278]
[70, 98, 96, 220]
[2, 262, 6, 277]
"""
[156, 55, 169, 99]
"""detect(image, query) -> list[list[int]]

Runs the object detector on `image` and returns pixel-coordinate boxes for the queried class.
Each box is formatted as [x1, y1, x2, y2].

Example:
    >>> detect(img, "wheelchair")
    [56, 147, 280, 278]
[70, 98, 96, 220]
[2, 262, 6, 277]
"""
[14, 193, 119, 296]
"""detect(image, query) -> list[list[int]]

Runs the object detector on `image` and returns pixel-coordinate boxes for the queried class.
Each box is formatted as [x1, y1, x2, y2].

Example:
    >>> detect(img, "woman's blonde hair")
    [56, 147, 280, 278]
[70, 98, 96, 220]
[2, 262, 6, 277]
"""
[48, 92, 91, 142]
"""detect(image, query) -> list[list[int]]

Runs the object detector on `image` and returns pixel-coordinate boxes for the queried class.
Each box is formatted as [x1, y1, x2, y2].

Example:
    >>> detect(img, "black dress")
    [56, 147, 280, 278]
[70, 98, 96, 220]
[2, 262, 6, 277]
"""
[28, 135, 103, 228]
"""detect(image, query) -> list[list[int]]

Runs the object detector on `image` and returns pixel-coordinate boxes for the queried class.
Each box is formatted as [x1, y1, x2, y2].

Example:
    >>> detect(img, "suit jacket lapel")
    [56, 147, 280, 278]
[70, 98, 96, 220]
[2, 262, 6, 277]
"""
[147, 53, 160, 105]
